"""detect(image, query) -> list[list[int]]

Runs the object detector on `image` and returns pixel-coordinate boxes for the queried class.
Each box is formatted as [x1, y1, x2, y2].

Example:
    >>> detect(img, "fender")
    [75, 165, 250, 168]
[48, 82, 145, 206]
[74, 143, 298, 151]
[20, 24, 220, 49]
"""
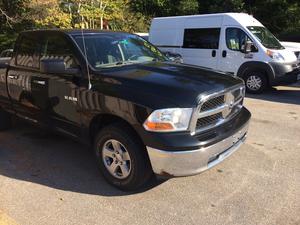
[237, 61, 276, 83]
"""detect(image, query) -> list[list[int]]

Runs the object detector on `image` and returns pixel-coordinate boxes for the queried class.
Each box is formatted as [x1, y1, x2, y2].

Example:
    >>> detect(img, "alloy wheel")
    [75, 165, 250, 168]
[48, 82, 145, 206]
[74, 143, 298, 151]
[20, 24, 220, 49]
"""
[101, 139, 131, 179]
[246, 75, 262, 91]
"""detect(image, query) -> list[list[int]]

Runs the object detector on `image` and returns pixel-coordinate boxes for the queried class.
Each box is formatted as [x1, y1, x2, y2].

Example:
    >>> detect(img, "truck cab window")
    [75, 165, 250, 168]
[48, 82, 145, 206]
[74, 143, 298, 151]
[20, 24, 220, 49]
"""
[226, 28, 253, 51]
[41, 34, 77, 69]
[16, 35, 41, 68]
[183, 28, 221, 49]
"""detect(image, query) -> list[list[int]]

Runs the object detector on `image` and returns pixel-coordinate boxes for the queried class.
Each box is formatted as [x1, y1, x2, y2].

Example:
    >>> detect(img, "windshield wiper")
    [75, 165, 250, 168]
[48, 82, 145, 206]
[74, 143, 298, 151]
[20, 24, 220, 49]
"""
[115, 61, 137, 66]
[266, 45, 283, 50]
[152, 58, 160, 62]
[115, 61, 124, 65]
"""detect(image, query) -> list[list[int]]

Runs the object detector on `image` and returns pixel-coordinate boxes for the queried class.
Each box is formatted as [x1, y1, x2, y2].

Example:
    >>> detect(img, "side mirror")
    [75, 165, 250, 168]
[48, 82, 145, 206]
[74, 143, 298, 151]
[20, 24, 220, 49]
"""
[164, 51, 183, 63]
[241, 41, 253, 54]
[40, 58, 80, 75]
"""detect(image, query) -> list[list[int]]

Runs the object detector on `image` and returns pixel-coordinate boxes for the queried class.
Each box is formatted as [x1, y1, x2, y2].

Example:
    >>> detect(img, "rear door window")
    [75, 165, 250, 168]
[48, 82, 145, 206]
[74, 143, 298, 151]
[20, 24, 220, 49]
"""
[183, 28, 221, 49]
[41, 34, 77, 69]
[16, 34, 41, 68]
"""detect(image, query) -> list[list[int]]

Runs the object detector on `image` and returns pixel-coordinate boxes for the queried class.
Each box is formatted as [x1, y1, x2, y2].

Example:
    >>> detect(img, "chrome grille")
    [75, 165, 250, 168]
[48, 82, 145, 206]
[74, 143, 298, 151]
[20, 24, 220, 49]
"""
[196, 113, 223, 128]
[193, 85, 245, 133]
[200, 95, 225, 112]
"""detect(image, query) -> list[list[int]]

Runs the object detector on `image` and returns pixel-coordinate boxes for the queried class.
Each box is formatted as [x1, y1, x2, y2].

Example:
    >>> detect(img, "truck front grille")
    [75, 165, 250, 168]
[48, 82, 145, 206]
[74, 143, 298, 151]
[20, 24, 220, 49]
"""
[201, 95, 225, 112]
[196, 113, 223, 128]
[193, 85, 245, 133]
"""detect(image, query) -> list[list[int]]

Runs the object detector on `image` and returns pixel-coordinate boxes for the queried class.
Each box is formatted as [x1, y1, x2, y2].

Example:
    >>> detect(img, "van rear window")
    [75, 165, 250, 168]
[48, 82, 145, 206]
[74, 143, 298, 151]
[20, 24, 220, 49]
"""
[183, 28, 220, 49]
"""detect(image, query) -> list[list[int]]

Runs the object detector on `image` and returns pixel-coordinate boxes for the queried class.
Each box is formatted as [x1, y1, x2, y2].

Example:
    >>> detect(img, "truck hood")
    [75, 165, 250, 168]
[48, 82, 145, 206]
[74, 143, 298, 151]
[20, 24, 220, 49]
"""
[93, 62, 243, 108]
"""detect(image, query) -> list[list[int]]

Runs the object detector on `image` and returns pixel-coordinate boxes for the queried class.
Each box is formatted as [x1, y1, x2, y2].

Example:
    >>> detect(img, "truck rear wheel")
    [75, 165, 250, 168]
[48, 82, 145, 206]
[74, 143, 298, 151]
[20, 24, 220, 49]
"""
[244, 71, 268, 94]
[93, 123, 153, 191]
[0, 108, 12, 131]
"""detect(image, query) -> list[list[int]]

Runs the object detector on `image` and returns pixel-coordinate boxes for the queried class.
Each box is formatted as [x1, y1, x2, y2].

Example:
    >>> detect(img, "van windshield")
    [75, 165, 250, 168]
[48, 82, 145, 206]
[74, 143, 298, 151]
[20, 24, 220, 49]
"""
[73, 33, 167, 68]
[247, 26, 284, 50]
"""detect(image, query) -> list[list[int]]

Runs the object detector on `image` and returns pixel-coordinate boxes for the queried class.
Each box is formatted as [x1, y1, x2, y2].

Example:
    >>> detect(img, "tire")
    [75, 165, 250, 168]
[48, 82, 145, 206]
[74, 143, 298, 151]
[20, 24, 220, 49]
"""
[93, 123, 153, 191]
[0, 108, 12, 131]
[243, 71, 268, 94]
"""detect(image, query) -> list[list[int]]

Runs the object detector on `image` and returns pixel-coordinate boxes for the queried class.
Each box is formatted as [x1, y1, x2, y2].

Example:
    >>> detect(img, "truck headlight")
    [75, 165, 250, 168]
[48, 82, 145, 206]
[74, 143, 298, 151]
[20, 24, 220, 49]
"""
[143, 108, 193, 132]
[266, 50, 285, 62]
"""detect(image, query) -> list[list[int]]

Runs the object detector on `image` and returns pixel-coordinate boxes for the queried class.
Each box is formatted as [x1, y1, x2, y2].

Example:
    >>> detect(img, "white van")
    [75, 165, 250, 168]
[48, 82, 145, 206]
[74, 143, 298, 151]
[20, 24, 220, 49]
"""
[149, 13, 300, 93]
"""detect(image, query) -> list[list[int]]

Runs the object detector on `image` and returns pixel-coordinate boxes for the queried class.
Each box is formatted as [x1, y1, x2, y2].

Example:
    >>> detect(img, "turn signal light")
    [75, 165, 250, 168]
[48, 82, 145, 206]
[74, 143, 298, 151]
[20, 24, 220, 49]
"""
[144, 121, 174, 131]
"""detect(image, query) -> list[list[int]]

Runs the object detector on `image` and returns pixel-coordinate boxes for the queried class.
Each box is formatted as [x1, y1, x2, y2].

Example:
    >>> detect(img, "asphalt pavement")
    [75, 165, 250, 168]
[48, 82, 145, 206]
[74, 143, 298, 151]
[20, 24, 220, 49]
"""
[0, 83, 300, 225]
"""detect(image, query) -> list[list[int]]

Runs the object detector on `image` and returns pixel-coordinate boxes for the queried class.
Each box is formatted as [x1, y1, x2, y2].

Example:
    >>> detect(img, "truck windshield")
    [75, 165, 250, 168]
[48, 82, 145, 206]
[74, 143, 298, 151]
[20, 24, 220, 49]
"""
[247, 26, 284, 50]
[73, 33, 167, 68]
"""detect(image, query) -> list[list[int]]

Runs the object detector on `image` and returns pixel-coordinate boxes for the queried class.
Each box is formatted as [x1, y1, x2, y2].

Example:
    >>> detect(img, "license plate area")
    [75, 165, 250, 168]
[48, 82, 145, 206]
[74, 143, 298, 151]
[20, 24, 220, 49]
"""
[207, 131, 247, 166]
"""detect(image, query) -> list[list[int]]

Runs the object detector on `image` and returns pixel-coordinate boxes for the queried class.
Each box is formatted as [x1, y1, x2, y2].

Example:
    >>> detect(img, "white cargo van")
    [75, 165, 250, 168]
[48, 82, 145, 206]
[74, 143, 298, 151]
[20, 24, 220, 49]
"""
[149, 13, 300, 93]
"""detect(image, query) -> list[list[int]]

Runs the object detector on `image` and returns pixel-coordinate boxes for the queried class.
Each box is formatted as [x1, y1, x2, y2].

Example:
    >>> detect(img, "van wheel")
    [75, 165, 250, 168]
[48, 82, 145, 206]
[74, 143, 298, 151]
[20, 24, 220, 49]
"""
[0, 108, 12, 131]
[93, 123, 153, 191]
[244, 71, 268, 94]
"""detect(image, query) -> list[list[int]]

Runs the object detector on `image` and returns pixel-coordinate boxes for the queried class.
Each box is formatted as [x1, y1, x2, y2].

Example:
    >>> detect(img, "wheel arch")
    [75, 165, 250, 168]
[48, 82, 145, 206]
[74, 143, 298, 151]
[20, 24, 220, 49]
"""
[89, 113, 144, 146]
[237, 61, 275, 84]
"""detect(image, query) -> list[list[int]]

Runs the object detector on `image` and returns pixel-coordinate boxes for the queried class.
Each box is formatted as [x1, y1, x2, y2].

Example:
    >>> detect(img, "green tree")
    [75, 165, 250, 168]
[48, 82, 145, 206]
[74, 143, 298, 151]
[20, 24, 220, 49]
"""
[178, 0, 199, 15]
[197, 0, 244, 13]
[28, 0, 71, 28]
[244, 0, 300, 35]
[60, 0, 125, 29]
[0, 0, 31, 51]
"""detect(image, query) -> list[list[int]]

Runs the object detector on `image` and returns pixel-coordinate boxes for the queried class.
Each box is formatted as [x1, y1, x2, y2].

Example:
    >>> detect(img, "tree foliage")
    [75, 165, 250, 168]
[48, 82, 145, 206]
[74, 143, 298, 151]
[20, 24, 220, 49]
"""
[28, 0, 72, 28]
[0, 0, 299, 51]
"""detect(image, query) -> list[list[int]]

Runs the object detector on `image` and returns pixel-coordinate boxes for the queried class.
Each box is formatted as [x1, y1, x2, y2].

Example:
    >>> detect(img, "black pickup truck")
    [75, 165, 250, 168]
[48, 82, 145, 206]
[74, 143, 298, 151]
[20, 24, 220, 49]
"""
[0, 30, 251, 190]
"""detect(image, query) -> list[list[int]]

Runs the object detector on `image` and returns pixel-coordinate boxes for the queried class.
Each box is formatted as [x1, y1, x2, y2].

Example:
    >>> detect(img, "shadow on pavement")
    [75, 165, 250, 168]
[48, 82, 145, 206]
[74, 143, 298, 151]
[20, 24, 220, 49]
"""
[246, 84, 300, 105]
[0, 121, 166, 197]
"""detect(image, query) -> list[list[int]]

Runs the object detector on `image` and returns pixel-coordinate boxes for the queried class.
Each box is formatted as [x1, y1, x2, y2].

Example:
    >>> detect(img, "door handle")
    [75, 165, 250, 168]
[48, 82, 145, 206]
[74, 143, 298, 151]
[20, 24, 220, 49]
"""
[8, 74, 19, 79]
[222, 50, 227, 58]
[33, 80, 46, 85]
[212, 50, 216, 57]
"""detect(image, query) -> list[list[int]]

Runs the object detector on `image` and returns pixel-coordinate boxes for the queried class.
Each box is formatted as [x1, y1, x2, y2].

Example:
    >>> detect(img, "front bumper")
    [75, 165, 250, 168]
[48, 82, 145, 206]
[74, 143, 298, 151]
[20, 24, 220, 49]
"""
[270, 61, 300, 85]
[146, 122, 249, 177]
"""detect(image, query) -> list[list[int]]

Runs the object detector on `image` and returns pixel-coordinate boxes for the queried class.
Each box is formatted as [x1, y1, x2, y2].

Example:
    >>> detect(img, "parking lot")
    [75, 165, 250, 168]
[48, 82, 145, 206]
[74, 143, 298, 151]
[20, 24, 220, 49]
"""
[0, 83, 300, 225]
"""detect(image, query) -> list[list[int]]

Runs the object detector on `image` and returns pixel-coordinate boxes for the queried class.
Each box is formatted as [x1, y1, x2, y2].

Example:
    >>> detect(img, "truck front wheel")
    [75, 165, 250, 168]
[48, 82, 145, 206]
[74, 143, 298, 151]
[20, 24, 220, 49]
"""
[93, 123, 153, 191]
[0, 108, 12, 131]
[243, 71, 268, 94]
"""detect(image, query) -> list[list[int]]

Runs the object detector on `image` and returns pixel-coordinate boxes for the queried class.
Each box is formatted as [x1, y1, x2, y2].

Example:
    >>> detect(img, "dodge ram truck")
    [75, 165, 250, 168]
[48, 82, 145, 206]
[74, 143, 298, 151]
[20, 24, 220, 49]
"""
[0, 30, 251, 190]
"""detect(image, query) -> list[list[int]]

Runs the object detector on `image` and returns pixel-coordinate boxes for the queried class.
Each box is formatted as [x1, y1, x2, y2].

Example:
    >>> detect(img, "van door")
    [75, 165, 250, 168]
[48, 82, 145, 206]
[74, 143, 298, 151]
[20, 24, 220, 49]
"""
[218, 27, 258, 75]
[181, 28, 220, 69]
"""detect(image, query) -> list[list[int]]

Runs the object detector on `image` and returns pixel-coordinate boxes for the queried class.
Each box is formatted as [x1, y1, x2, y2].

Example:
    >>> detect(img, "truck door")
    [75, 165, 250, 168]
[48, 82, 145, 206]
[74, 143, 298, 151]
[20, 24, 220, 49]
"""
[38, 33, 83, 137]
[0, 66, 12, 112]
[217, 27, 258, 75]
[181, 28, 221, 69]
[7, 33, 44, 123]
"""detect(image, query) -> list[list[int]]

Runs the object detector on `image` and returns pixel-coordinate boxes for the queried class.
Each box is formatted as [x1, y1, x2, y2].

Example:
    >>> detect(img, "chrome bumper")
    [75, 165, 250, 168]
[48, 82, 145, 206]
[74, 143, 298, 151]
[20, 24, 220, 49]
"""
[146, 123, 249, 177]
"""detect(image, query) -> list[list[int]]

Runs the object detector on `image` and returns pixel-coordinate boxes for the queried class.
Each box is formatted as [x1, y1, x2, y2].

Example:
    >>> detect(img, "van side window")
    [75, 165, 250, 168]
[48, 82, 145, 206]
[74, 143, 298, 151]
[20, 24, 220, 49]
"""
[226, 28, 253, 51]
[41, 34, 77, 69]
[16, 34, 41, 69]
[183, 28, 220, 49]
